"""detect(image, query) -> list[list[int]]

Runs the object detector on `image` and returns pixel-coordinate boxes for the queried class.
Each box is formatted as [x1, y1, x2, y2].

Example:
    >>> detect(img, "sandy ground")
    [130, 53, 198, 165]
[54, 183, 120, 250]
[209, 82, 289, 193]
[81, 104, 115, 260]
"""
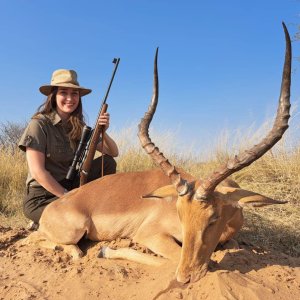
[0, 225, 299, 300]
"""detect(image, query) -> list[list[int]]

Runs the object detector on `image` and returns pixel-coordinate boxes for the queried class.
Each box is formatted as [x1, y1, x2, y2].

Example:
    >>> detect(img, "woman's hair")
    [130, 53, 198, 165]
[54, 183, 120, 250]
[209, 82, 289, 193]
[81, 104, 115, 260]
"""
[33, 87, 85, 149]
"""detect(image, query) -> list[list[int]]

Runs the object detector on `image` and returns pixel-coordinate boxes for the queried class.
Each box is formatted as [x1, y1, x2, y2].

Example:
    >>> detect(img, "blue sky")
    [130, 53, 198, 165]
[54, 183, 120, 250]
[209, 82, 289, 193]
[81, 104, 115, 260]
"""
[0, 0, 299, 151]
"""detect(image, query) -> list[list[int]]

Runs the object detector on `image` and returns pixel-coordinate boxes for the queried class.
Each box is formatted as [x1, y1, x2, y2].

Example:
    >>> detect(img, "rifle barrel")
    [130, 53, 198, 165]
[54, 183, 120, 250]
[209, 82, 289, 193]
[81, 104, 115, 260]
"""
[102, 58, 120, 106]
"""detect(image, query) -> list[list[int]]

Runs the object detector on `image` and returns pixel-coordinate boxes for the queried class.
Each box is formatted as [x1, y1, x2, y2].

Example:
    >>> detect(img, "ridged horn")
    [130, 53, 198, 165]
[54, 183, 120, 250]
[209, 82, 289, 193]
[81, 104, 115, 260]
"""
[138, 48, 189, 196]
[196, 22, 291, 200]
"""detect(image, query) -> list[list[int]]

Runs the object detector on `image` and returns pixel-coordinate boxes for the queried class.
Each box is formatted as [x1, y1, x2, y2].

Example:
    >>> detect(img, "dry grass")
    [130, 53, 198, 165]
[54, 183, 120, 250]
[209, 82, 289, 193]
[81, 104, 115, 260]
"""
[0, 122, 299, 257]
[0, 147, 27, 226]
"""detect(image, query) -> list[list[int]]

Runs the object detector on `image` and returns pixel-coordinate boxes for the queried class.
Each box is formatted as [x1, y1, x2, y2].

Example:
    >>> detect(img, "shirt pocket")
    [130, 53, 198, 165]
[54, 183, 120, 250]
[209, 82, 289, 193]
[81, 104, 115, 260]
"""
[52, 141, 73, 163]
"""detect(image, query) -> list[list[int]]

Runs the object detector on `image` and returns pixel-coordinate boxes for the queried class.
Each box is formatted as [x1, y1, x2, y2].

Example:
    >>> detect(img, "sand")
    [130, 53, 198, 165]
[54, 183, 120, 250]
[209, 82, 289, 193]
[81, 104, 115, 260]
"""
[0, 225, 299, 300]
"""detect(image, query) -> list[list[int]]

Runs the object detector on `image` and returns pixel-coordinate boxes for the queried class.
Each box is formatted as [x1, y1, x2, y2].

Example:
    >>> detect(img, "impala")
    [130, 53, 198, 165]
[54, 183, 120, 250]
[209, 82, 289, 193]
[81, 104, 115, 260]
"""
[25, 23, 291, 283]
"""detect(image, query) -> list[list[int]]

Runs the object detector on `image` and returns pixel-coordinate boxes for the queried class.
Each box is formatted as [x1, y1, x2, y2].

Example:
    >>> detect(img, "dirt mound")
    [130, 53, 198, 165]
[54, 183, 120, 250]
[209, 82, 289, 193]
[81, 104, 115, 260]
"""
[0, 226, 299, 300]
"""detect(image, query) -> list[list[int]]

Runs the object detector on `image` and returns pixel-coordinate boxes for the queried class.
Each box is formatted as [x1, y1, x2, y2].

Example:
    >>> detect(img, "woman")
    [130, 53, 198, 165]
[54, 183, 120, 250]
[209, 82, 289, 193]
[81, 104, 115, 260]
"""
[19, 69, 119, 225]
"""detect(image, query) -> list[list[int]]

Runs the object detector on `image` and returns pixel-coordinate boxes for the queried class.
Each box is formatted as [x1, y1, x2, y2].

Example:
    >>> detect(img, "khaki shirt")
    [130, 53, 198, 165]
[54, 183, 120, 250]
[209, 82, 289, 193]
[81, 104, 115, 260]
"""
[18, 112, 75, 187]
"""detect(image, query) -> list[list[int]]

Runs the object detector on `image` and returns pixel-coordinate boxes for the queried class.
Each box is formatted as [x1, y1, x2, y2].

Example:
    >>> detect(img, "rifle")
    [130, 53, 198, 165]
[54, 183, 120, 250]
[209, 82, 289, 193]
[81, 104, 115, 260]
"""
[65, 58, 120, 186]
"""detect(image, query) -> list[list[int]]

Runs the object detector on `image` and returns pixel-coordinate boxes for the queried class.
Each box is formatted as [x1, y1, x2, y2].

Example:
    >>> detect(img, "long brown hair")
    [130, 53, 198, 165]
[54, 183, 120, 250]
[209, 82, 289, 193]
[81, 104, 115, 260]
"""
[33, 87, 85, 149]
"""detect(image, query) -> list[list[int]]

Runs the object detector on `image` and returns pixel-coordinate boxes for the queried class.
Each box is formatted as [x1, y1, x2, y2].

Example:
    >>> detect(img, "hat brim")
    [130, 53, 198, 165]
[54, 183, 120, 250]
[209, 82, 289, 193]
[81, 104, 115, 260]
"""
[39, 83, 92, 97]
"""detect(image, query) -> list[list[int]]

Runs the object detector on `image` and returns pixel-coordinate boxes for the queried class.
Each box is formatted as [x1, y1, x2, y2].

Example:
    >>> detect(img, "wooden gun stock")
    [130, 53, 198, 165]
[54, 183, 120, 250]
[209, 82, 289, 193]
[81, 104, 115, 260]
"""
[79, 103, 108, 186]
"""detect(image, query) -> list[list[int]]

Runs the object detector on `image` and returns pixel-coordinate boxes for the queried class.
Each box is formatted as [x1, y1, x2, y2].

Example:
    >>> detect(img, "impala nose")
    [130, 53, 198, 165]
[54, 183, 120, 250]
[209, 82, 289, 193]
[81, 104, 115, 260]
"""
[176, 272, 191, 284]
[176, 265, 208, 283]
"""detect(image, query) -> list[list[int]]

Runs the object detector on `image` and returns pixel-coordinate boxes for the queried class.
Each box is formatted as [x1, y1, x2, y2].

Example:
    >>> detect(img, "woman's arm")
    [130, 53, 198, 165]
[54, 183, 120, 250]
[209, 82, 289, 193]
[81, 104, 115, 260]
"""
[26, 147, 66, 197]
[97, 132, 119, 157]
[95, 111, 119, 157]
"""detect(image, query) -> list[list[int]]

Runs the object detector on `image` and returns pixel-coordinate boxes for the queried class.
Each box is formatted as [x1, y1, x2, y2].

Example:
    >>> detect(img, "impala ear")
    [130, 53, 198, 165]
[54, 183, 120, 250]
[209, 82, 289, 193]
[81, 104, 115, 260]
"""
[238, 190, 288, 207]
[218, 187, 288, 207]
[142, 185, 177, 200]
[228, 188, 287, 207]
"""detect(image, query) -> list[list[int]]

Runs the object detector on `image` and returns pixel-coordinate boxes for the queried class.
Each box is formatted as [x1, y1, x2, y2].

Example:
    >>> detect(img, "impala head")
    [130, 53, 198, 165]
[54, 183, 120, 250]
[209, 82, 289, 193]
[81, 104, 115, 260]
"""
[138, 23, 291, 283]
[145, 181, 286, 283]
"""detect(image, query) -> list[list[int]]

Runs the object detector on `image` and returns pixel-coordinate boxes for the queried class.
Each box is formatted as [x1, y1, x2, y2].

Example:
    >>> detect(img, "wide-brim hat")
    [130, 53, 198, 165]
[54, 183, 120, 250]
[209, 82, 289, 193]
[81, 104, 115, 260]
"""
[39, 69, 92, 96]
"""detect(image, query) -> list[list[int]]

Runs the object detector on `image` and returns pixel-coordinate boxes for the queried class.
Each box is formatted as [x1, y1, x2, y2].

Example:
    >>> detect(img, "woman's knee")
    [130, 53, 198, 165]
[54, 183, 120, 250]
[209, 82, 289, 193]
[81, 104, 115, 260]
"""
[23, 189, 58, 223]
[23, 201, 44, 223]
[104, 155, 117, 175]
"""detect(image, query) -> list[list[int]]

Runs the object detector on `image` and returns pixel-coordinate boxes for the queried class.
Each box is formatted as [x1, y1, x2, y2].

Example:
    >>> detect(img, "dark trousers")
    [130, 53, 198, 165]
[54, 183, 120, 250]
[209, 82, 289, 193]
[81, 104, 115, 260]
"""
[23, 155, 116, 223]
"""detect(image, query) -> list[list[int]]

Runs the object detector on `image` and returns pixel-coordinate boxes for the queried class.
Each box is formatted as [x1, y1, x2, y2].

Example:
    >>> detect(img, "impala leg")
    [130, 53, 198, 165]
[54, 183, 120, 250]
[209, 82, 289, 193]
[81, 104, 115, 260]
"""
[22, 230, 47, 246]
[98, 233, 182, 266]
[58, 244, 83, 259]
[135, 233, 182, 262]
[99, 246, 166, 266]
[22, 231, 83, 259]
[38, 241, 83, 259]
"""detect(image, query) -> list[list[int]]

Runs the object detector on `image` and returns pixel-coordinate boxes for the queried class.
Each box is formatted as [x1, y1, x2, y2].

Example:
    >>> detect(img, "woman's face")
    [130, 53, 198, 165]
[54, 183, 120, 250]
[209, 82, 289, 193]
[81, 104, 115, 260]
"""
[56, 87, 80, 119]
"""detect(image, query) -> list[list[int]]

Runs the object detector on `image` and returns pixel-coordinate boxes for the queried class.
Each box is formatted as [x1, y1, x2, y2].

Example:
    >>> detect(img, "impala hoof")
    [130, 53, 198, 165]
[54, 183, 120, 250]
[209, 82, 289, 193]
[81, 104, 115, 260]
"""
[98, 246, 108, 258]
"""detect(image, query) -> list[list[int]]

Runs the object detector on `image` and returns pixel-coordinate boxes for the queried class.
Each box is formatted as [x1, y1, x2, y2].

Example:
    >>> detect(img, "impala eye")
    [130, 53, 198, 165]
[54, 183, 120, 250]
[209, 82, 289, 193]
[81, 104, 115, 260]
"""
[208, 214, 220, 225]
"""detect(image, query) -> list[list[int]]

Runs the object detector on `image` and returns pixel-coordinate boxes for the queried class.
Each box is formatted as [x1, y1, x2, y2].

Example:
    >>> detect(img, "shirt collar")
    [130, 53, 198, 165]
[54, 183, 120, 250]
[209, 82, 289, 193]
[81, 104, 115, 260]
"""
[48, 111, 62, 126]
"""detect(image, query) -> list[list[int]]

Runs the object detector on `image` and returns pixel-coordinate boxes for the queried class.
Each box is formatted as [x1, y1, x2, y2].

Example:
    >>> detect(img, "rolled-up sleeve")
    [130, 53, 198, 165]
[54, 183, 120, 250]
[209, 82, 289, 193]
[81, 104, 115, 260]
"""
[18, 119, 47, 153]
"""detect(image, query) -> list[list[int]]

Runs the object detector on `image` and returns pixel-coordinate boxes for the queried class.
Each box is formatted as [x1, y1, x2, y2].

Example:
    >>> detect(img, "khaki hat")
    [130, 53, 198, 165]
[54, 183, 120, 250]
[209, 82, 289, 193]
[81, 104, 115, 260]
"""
[39, 69, 92, 96]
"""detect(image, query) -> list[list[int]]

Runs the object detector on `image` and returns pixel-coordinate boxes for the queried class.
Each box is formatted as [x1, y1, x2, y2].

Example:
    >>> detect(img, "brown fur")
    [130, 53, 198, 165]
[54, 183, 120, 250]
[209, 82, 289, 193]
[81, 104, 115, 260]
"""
[24, 168, 284, 283]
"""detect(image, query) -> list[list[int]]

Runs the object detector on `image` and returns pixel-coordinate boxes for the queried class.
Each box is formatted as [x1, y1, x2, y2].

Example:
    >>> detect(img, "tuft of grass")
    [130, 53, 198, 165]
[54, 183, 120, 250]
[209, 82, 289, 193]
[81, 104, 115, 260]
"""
[0, 147, 27, 224]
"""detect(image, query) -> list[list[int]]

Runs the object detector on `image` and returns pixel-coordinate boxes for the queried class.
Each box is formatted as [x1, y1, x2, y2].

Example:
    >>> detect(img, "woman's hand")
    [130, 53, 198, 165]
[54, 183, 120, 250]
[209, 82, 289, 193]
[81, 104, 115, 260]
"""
[98, 112, 110, 131]
[96, 111, 119, 157]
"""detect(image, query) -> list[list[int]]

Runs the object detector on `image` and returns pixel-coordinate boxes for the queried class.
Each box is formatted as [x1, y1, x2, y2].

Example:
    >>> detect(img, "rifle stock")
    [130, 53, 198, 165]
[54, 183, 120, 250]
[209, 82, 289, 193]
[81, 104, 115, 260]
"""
[79, 104, 108, 185]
